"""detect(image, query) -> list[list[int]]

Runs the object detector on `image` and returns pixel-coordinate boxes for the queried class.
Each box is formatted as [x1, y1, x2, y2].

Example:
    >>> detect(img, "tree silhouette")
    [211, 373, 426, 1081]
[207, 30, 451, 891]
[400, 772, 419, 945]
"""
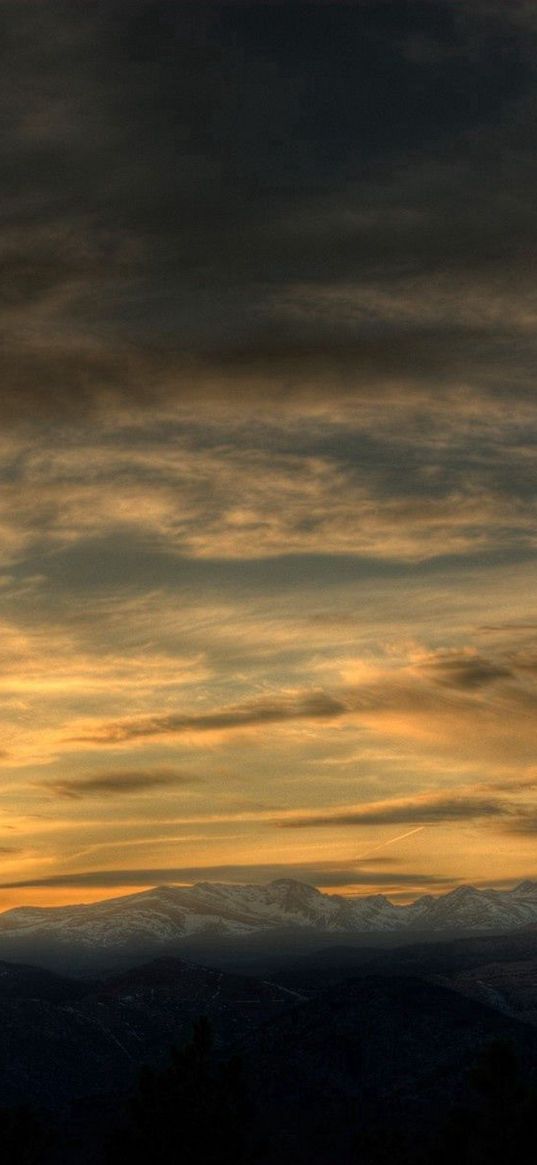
[353, 1040, 537, 1165]
[0, 1105, 54, 1165]
[436, 1039, 537, 1165]
[107, 1017, 256, 1164]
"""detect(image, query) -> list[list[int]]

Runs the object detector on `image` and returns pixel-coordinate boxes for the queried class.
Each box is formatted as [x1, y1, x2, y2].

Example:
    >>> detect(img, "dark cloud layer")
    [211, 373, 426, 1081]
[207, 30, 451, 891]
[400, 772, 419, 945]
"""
[43, 768, 199, 799]
[418, 651, 513, 690]
[279, 792, 517, 829]
[74, 690, 347, 744]
[1, 0, 537, 420]
[0, 864, 453, 892]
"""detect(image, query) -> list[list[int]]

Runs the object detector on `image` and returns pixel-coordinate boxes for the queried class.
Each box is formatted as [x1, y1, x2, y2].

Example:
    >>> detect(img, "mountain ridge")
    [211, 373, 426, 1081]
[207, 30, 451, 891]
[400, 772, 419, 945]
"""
[1, 878, 537, 954]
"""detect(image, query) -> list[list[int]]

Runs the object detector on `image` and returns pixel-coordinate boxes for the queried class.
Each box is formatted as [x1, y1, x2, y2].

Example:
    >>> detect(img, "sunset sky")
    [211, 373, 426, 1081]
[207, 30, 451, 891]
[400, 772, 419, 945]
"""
[0, 0, 536, 908]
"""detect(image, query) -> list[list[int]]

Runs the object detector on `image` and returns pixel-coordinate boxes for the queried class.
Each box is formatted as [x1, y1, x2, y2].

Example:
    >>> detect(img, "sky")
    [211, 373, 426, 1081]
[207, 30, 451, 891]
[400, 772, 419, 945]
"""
[0, 0, 536, 908]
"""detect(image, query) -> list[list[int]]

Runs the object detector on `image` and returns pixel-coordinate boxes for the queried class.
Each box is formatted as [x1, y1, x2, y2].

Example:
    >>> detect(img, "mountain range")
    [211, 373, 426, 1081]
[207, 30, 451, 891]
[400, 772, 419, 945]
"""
[1, 878, 537, 959]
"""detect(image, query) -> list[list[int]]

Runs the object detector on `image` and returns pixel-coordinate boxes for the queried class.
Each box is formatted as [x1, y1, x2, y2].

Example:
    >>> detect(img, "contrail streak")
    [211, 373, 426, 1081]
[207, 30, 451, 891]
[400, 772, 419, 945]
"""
[356, 825, 426, 861]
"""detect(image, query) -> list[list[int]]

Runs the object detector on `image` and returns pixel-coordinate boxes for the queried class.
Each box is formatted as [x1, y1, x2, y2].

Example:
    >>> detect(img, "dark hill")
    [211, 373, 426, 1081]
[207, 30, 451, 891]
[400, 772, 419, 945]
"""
[0, 956, 296, 1111]
[240, 974, 537, 1164]
[269, 926, 537, 998]
[0, 960, 90, 1002]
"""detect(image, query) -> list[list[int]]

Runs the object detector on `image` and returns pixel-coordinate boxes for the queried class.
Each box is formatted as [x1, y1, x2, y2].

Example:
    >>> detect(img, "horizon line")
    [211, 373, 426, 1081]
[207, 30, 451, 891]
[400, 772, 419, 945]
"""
[1, 873, 537, 915]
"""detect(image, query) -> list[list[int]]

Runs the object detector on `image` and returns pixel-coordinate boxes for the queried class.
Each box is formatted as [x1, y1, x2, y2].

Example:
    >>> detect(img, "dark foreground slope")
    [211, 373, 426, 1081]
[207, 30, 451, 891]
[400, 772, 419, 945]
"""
[238, 975, 537, 1165]
[1, 955, 537, 1163]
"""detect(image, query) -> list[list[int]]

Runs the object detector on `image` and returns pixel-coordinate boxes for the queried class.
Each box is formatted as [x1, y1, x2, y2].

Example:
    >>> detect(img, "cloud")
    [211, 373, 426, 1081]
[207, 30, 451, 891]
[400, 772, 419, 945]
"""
[2, 428, 536, 571]
[41, 768, 200, 799]
[278, 789, 522, 829]
[502, 812, 537, 835]
[68, 652, 537, 760]
[0, 863, 454, 892]
[414, 649, 513, 690]
[72, 689, 347, 744]
[0, 0, 536, 899]
[483, 774, 537, 793]
[0, 0, 536, 427]
[355, 857, 401, 866]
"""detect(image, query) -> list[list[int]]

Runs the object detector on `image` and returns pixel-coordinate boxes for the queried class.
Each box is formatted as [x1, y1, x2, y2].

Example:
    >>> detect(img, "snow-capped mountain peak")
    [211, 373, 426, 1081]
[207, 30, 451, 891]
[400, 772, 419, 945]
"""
[512, 880, 537, 895]
[0, 879, 537, 953]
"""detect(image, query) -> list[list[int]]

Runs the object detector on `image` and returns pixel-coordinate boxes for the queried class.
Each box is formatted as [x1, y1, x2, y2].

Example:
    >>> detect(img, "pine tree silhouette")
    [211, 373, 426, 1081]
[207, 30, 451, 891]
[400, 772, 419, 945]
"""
[107, 1017, 255, 1164]
[0, 1105, 54, 1164]
[436, 1039, 537, 1165]
[353, 1041, 537, 1165]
